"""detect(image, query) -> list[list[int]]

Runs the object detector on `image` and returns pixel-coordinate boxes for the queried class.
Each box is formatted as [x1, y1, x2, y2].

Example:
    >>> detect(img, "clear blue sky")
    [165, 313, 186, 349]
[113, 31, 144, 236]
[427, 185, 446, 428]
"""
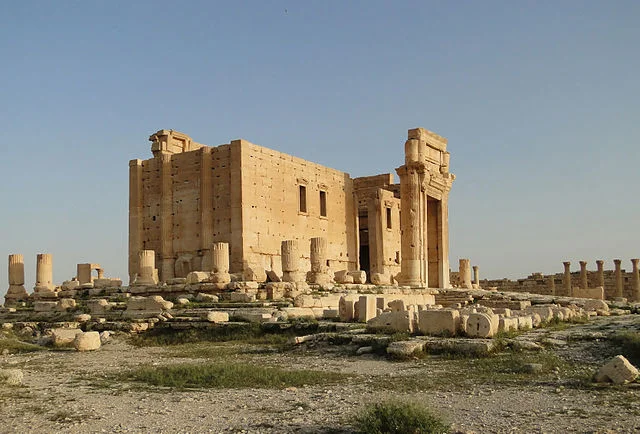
[1, 1, 639, 295]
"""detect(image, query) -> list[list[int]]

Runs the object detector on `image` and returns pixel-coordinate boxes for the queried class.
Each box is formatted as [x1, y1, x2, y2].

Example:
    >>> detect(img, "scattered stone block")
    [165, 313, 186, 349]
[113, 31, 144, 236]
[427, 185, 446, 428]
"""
[176, 297, 190, 305]
[517, 315, 533, 330]
[74, 331, 101, 351]
[386, 340, 424, 358]
[51, 328, 82, 346]
[75, 314, 91, 323]
[56, 298, 77, 311]
[418, 309, 460, 336]
[229, 292, 256, 303]
[466, 313, 499, 338]
[185, 271, 211, 284]
[334, 270, 354, 284]
[498, 316, 519, 332]
[358, 295, 377, 323]
[348, 270, 367, 284]
[87, 299, 112, 314]
[367, 311, 414, 333]
[195, 293, 219, 303]
[206, 311, 230, 323]
[339, 295, 359, 321]
[583, 299, 609, 312]
[594, 355, 639, 384]
[280, 307, 315, 320]
[33, 301, 58, 312]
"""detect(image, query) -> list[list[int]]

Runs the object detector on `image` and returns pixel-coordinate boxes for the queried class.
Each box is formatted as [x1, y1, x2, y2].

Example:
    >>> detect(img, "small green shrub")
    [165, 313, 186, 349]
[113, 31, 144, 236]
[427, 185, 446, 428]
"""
[354, 400, 449, 434]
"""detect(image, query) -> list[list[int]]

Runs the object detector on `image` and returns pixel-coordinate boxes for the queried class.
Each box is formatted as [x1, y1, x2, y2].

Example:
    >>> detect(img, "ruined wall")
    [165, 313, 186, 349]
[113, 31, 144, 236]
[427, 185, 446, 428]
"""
[237, 140, 358, 275]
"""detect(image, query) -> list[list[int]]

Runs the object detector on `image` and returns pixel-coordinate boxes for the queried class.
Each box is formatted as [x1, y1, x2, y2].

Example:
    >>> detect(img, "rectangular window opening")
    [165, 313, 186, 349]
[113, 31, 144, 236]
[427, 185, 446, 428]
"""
[319, 191, 327, 217]
[299, 185, 307, 213]
[386, 207, 392, 229]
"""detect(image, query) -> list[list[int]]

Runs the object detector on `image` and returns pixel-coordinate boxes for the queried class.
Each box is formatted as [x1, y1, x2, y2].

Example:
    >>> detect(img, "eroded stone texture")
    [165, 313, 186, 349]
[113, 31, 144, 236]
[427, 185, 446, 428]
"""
[563, 261, 572, 297]
[458, 259, 472, 289]
[614, 259, 623, 298]
[594, 355, 639, 384]
[579, 261, 588, 289]
[35, 253, 54, 292]
[5, 254, 28, 305]
[632, 259, 640, 302]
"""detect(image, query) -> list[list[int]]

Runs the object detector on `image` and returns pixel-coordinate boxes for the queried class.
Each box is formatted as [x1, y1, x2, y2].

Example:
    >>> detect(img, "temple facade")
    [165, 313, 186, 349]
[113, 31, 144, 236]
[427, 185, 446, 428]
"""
[128, 127, 455, 287]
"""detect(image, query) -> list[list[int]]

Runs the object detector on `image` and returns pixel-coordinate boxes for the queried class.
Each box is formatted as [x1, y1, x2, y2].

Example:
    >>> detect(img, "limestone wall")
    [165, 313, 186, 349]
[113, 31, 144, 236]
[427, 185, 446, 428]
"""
[237, 140, 359, 275]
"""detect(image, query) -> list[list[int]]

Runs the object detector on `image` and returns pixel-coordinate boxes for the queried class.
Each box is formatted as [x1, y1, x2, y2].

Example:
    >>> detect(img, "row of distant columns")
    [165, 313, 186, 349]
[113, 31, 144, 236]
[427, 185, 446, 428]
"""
[561, 259, 640, 299]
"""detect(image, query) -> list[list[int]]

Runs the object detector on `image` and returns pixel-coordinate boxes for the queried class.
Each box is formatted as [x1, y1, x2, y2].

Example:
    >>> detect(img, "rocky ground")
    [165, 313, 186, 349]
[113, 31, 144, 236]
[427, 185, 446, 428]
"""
[0, 315, 639, 434]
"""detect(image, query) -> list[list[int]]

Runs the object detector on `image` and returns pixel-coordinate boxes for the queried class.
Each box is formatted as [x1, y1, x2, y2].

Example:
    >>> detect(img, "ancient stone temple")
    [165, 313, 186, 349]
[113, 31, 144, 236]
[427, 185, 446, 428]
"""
[129, 128, 454, 287]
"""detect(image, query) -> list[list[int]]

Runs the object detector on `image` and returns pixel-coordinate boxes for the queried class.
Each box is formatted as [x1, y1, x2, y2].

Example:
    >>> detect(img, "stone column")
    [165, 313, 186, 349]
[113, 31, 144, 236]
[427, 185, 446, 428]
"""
[309, 237, 332, 285]
[5, 254, 28, 304]
[579, 261, 588, 289]
[135, 250, 158, 286]
[281, 240, 302, 282]
[396, 164, 425, 287]
[563, 262, 572, 297]
[459, 259, 472, 289]
[159, 153, 174, 282]
[614, 259, 623, 298]
[472, 265, 479, 286]
[310, 237, 328, 273]
[631, 259, 640, 302]
[128, 159, 144, 285]
[210, 242, 231, 285]
[548, 275, 556, 295]
[200, 147, 214, 271]
[97, 269, 104, 279]
[437, 195, 451, 288]
[596, 260, 605, 288]
[34, 253, 55, 293]
[212, 242, 230, 274]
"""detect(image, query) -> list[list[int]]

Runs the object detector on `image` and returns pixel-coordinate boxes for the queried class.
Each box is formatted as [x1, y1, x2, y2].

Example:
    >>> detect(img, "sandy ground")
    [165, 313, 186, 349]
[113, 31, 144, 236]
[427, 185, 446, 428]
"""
[0, 315, 639, 433]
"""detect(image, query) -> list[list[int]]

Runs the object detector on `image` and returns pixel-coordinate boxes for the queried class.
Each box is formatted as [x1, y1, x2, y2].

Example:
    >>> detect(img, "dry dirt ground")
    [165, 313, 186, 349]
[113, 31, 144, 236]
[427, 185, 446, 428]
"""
[1, 315, 639, 434]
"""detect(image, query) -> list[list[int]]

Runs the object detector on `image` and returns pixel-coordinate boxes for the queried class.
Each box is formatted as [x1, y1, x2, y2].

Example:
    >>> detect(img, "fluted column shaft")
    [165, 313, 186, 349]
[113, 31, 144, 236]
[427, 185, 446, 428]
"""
[579, 261, 588, 289]
[35, 253, 54, 290]
[472, 265, 479, 286]
[595, 260, 605, 288]
[563, 262, 572, 297]
[459, 259, 472, 289]
[631, 259, 640, 302]
[212, 242, 230, 274]
[310, 237, 328, 273]
[614, 259, 623, 298]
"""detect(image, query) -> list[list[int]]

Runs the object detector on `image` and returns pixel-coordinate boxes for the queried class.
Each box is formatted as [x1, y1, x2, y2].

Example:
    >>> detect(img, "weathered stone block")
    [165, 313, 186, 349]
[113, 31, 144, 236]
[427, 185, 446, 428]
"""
[367, 311, 414, 333]
[348, 271, 367, 284]
[206, 311, 230, 323]
[33, 301, 58, 312]
[358, 295, 377, 323]
[74, 331, 101, 352]
[386, 340, 424, 358]
[466, 312, 499, 338]
[418, 309, 460, 336]
[594, 355, 639, 384]
[51, 328, 82, 346]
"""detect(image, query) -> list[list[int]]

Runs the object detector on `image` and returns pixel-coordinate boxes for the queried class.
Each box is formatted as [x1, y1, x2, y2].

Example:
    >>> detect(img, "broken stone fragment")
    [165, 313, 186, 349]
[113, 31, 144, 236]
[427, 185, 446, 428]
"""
[594, 355, 639, 384]
[74, 331, 101, 352]
[0, 369, 23, 386]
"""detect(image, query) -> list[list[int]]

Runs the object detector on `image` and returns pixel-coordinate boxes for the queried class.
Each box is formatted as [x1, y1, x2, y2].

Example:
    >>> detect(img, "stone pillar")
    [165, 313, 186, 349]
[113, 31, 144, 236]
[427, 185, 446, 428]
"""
[396, 164, 425, 287]
[563, 261, 572, 297]
[579, 261, 588, 289]
[596, 260, 605, 288]
[631, 259, 640, 302]
[281, 240, 303, 283]
[212, 242, 230, 274]
[135, 250, 158, 286]
[128, 159, 144, 285]
[200, 147, 214, 271]
[472, 265, 479, 286]
[614, 259, 623, 298]
[309, 237, 332, 285]
[35, 253, 54, 291]
[437, 196, 451, 288]
[459, 259, 472, 289]
[77, 264, 93, 285]
[159, 153, 174, 282]
[548, 275, 556, 296]
[5, 254, 28, 304]
[310, 237, 328, 273]
[97, 268, 104, 279]
[210, 242, 231, 286]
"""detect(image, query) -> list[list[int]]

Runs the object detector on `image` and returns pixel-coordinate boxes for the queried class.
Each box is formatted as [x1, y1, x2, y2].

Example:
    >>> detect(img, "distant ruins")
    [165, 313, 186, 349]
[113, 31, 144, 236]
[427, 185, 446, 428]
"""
[128, 128, 454, 288]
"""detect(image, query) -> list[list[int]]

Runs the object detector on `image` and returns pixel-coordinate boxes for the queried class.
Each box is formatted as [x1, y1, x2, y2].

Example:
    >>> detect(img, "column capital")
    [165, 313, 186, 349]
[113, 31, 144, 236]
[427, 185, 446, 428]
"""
[614, 259, 622, 265]
[579, 261, 587, 267]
